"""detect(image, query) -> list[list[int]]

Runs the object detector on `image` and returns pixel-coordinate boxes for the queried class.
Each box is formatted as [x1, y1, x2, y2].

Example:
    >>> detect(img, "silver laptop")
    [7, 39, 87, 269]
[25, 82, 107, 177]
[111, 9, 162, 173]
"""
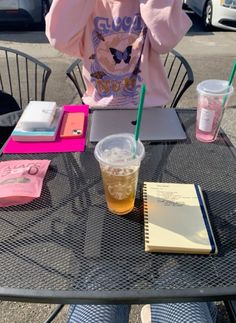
[89, 108, 186, 142]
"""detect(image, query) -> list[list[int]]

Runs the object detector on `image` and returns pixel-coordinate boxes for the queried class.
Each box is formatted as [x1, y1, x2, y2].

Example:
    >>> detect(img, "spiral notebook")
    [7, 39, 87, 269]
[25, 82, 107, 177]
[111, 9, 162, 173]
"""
[143, 182, 218, 254]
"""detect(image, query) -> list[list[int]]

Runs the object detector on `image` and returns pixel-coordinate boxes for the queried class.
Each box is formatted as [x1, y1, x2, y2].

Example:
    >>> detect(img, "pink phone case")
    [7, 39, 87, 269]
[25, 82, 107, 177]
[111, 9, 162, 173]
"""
[60, 112, 85, 138]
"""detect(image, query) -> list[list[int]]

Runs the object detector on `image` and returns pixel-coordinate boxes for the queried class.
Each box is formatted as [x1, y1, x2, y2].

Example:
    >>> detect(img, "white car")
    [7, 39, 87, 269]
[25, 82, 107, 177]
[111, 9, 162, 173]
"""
[183, 0, 236, 31]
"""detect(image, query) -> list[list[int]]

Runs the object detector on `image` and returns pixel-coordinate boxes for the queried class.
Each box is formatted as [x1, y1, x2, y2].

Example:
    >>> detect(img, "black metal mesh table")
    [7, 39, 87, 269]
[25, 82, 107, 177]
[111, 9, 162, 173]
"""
[0, 109, 236, 304]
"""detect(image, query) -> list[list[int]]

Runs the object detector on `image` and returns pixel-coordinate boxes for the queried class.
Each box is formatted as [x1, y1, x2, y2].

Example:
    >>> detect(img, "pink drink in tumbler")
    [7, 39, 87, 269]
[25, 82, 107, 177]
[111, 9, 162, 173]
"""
[196, 80, 234, 142]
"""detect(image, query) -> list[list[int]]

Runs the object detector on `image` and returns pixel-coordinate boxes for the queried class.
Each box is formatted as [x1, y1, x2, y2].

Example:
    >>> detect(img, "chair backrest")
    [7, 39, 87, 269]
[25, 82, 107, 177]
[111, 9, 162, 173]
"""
[66, 59, 86, 103]
[0, 46, 52, 110]
[162, 49, 194, 108]
[66, 49, 194, 108]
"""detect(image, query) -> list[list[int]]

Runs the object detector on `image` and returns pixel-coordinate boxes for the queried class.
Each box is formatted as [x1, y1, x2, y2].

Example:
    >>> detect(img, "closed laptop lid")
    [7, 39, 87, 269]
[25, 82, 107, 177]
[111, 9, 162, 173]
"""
[89, 108, 186, 142]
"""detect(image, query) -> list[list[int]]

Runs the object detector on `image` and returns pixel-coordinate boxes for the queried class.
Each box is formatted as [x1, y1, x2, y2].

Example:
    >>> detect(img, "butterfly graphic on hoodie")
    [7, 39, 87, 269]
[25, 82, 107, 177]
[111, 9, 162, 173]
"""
[109, 46, 132, 64]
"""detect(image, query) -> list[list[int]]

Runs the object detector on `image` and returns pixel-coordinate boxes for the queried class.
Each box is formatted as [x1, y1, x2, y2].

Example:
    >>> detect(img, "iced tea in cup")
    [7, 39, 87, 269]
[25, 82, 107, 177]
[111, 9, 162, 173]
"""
[94, 133, 145, 215]
[196, 80, 234, 142]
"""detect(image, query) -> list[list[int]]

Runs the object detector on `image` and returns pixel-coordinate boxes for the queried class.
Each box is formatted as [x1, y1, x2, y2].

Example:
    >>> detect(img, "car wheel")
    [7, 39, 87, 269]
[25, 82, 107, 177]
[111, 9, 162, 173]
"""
[182, 0, 188, 10]
[34, 1, 49, 30]
[203, 0, 213, 30]
[42, 0, 50, 17]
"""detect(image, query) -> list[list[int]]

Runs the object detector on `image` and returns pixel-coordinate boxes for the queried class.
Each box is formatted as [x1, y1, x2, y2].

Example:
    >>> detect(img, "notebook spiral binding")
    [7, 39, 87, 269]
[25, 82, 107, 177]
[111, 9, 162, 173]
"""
[143, 183, 149, 244]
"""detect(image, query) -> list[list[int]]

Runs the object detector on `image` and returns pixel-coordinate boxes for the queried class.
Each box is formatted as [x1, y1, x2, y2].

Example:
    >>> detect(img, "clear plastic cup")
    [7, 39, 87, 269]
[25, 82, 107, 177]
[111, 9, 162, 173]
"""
[94, 133, 145, 215]
[196, 80, 234, 142]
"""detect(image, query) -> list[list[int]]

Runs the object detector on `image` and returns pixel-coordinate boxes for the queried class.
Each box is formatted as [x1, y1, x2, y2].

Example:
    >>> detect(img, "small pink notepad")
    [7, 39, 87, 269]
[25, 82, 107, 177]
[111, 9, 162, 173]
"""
[3, 105, 89, 154]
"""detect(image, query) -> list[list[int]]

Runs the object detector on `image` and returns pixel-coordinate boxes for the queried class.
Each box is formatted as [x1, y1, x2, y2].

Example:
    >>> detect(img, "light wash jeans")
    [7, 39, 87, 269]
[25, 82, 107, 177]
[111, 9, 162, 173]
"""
[67, 302, 217, 323]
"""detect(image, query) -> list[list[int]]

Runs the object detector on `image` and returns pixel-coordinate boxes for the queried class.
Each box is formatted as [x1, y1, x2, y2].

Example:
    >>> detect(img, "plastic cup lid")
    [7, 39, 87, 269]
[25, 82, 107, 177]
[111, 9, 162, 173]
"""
[197, 79, 234, 96]
[94, 133, 145, 167]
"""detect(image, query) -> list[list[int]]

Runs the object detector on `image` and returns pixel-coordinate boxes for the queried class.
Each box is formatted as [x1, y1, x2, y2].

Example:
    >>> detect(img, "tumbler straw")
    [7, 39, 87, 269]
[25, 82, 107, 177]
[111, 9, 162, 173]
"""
[134, 84, 146, 155]
[134, 84, 146, 141]
[213, 60, 236, 140]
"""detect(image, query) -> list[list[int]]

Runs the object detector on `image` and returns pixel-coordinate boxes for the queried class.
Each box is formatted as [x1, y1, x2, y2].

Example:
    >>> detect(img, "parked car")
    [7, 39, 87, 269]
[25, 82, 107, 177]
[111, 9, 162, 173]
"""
[0, 0, 52, 27]
[183, 0, 236, 31]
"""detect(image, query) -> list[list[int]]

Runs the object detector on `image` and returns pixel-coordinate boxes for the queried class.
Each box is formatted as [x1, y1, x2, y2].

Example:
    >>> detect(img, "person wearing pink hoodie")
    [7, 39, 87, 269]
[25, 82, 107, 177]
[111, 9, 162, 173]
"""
[46, 0, 191, 108]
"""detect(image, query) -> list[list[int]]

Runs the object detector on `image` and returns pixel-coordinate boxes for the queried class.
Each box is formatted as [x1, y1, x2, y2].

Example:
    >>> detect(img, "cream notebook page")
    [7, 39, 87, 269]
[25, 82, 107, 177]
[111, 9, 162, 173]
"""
[143, 182, 217, 254]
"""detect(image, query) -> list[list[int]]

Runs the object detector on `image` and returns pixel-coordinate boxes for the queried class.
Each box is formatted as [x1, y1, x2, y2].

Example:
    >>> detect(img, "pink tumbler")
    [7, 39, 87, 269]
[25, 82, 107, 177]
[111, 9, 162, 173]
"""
[196, 80, 234, 143]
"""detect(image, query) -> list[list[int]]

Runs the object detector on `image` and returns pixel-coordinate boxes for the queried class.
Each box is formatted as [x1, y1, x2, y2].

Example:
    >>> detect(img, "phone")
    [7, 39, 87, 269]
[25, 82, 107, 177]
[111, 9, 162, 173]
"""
[60, 112, 85, 138]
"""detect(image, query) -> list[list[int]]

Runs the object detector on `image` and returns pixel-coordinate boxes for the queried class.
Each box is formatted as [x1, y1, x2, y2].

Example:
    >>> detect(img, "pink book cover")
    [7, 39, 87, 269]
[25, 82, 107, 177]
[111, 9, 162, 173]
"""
[3, 105, 89, 154]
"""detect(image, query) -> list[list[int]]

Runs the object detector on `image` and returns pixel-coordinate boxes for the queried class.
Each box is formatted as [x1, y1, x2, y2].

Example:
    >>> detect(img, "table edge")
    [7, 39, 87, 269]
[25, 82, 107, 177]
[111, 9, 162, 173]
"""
[1, 286, 236, 304]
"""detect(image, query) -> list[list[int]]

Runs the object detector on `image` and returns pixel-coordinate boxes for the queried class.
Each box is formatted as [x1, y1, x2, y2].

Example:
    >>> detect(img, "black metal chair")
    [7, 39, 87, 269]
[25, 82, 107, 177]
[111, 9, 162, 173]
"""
[224, 300, 236, 323]
[0, 46, 52, 110]
[66, 58, 85, 104]
[162, 49, 194, 108]
[65, 49, 194, 108]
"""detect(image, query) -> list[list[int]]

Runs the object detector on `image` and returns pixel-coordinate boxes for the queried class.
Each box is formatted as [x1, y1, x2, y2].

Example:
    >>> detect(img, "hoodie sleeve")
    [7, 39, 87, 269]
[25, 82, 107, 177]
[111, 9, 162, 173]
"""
[45, 0, 96, 57]
[140, 0, 192, 54]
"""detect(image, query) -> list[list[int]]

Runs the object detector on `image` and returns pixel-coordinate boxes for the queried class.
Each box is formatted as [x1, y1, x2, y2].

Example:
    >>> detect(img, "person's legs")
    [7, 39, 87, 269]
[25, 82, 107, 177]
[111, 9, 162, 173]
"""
[141, 302, 217, 323]
[67, 304, 130, 323]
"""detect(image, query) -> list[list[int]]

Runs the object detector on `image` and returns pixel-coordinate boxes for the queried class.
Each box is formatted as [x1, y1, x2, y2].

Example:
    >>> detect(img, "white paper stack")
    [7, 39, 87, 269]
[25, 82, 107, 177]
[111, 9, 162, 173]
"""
[19, 101, 57, 130]
[12, 107, 64, 142]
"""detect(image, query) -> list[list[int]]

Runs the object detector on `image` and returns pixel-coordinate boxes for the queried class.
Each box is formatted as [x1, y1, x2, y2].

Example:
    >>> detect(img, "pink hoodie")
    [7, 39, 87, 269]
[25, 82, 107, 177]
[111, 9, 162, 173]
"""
[46, 0, 192, 108]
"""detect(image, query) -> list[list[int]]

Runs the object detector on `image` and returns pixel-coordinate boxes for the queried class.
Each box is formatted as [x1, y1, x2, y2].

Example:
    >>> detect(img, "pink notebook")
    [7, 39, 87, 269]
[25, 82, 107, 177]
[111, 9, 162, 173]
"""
[3, 105, 89, 154]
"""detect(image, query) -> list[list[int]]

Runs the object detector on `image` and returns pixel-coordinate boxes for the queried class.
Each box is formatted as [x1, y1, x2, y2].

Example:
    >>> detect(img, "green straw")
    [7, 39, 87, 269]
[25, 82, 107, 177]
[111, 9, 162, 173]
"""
[134, 84, 146, 142]
[213, 60, 236, 140]
[222, 60, 236, 108]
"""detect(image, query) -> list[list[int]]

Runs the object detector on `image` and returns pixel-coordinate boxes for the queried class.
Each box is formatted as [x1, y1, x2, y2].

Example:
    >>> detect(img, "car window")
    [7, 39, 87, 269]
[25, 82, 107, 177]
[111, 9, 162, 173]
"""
[0, 0, 19, 10]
